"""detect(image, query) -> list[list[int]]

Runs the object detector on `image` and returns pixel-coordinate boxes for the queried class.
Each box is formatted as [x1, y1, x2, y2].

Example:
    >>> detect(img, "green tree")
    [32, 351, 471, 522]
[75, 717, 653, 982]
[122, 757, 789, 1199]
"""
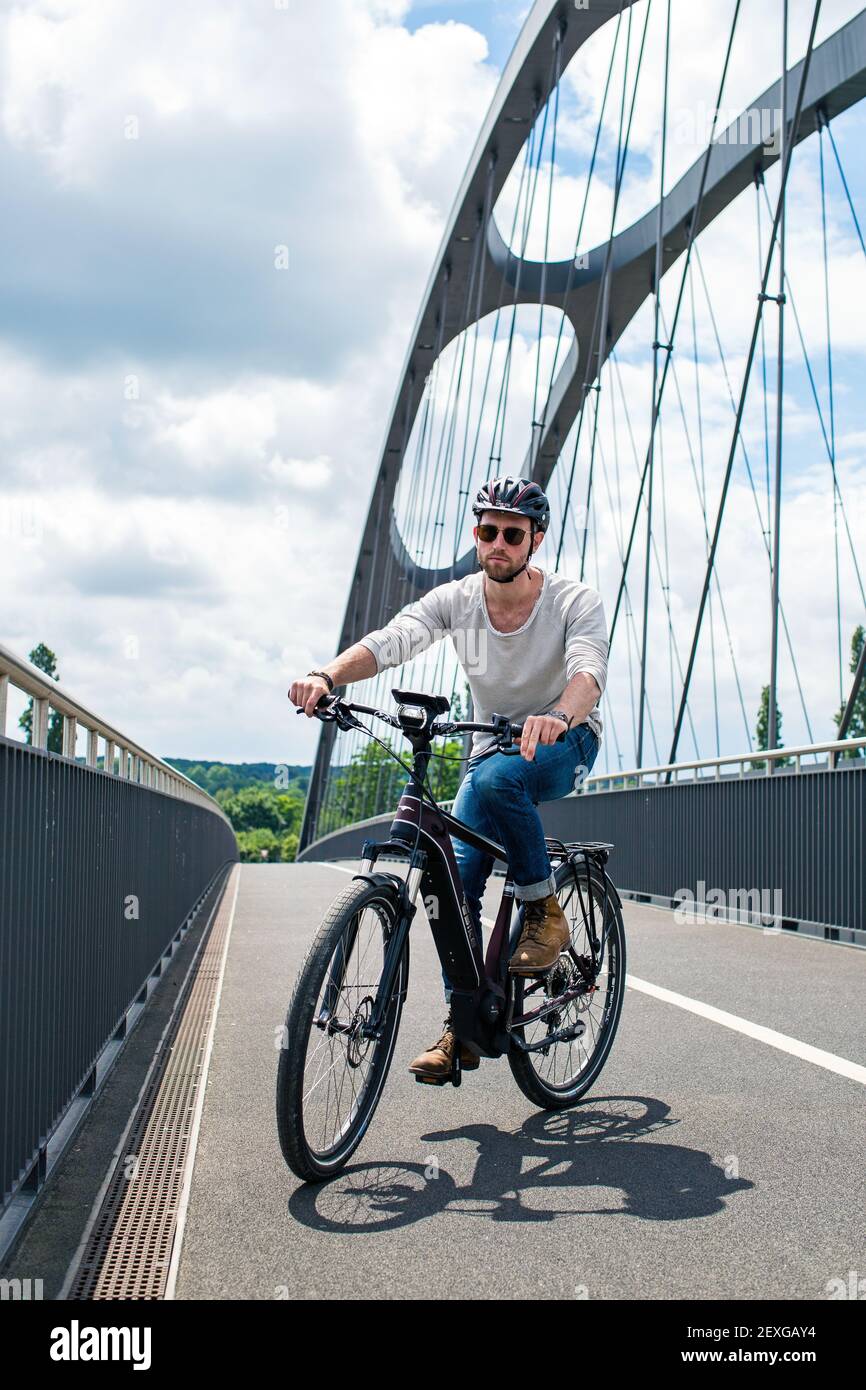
[279, 829, 299, 863]
[200, 763, 235, 794]
[163, 759, 310, 796]
[325, 738, 406, 830]
[428, 735, 465, 803]
[19, 643, 63, 752]
[321, 722, 467, 836]
[219, 785, 285, 832]
[751, 684, 791, 770]
[832, 625, 866, 760]
[276, 789, 304, 827]
[236, 827, 282, 862]
[216, 782, 305, 860]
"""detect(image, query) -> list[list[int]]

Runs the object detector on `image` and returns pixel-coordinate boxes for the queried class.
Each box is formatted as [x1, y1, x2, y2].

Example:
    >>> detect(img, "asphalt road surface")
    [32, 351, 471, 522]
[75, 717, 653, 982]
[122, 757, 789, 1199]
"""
[172, 861, 866, 1301]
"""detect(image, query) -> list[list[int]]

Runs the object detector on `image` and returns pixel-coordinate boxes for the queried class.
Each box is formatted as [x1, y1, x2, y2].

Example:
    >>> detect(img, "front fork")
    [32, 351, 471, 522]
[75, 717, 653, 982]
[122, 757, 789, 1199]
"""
[317, 842, 426, 1039]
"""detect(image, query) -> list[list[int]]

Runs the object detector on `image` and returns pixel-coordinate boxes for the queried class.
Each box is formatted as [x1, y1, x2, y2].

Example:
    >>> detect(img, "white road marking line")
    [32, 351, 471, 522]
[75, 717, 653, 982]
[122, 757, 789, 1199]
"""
[306, 861, 379, 874]
[304, 861, 866, 1087]
[487, 914, 866, 1086]
[621, 974, 866, 1086]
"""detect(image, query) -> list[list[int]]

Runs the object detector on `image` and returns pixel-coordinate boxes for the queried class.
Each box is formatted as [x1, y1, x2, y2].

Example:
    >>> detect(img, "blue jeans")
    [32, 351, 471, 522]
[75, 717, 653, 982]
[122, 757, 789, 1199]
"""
[441, 722, 600, 1002]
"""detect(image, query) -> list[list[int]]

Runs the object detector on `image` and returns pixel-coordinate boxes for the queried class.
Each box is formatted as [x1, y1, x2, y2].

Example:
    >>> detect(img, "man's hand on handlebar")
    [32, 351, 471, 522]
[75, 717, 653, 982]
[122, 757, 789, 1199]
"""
[289, 675, 331, 717]
[286, 690, 570, 754]
[518, 714, 569, 761]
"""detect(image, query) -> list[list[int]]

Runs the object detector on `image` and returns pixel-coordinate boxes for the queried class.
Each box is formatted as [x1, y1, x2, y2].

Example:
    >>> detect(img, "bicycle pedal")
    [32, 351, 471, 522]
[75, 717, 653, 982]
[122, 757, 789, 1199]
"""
[509, 962, 558, 979]
[413, 1072, 450, 1086]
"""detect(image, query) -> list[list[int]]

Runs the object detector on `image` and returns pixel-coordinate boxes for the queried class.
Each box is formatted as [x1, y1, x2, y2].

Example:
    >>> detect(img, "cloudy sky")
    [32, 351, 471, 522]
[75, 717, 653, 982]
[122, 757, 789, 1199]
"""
[2, 0, 864, 770]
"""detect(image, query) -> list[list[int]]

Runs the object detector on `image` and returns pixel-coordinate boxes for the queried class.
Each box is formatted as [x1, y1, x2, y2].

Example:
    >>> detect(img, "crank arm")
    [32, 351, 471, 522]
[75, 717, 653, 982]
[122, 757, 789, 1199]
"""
[510, 1019, 586, 1053]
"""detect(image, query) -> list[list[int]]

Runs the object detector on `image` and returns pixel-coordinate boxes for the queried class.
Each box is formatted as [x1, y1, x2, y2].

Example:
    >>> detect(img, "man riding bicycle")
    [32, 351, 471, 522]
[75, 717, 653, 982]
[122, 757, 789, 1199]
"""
[290, 476, 609, 1081]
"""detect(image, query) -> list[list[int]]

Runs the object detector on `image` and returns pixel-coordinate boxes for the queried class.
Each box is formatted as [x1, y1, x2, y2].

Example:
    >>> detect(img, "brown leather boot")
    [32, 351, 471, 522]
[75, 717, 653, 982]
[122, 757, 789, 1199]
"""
[508, 893, 570, 975]
[408, 1012, 480, 1081]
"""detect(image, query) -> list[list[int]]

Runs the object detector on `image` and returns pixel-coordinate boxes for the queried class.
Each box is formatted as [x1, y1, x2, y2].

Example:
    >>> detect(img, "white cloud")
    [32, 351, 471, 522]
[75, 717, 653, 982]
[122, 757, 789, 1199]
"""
[1, 0, 864, 777]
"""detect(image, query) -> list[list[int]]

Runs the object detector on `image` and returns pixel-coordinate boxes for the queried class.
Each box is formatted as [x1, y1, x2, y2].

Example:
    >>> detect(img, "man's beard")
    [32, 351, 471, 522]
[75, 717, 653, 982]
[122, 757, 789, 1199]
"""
[480, 542, 531, 582]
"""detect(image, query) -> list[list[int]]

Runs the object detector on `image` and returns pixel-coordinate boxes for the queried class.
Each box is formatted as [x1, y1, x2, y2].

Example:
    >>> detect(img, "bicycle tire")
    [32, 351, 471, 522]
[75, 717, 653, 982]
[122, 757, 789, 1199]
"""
[507, 859, 626, 1111]
[276, 877, 408, 1182]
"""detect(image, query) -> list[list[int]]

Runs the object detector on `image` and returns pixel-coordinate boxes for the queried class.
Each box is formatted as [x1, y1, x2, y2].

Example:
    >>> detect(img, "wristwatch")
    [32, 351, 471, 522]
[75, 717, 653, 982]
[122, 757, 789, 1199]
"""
[547, 708, 572, 728]
[307, 669, 334, 692]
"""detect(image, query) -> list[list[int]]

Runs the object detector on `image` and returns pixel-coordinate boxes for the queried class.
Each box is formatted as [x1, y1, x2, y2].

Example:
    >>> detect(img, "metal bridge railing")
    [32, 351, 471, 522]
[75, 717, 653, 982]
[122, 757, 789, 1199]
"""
[299, 734, 864, 947]
[573, 735, 866, 793]
[0, 641, 238, 1244]
[423, 735, 866, 816]
[0, 642, 231, 823]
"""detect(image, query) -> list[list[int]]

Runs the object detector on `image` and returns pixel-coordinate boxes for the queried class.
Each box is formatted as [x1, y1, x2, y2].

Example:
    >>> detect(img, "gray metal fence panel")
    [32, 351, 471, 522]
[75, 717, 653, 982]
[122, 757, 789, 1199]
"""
[541, 767, 864, 930]
[298, 765, 865, 932]
[0, 737, 238, 1213]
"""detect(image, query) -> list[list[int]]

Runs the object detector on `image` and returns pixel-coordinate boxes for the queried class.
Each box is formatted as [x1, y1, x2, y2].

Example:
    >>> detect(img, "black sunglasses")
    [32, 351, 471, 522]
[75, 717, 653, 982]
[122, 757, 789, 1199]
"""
[475, 522, 530, 546]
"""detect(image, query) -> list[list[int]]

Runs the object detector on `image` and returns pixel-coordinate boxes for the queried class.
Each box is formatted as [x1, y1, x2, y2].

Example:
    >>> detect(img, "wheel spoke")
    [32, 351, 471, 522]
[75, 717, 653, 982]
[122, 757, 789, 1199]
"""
[514, 872, 624, 1096]
[291, 895, 406, 1165]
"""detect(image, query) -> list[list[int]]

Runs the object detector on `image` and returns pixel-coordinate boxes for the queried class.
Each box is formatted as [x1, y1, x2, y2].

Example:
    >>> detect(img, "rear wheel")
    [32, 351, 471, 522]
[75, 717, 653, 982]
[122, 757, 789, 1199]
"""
[507, 859, 626, 1110]
[276, 878, 408, 1182]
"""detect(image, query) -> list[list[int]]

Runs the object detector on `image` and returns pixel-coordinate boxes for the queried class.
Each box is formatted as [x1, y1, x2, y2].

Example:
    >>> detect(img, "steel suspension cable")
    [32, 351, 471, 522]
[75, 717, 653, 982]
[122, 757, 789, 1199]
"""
[689, 235, 816, 749]
[637, 0, 672, 764]
[604, 0, 743, 650]
[755, 177, 866, 610]
[667, 0, 823, 771]
[451, 159, 496, 563]
[686, 258, 720, 752]
[819, 113, 843, 708]
[826, 120, 866, 256]
[561, 0, 649, 575]
[652, 311, 752, 747]
[458, 126, 537, 512]
[489, 87, 548, 466]
[754, 173, 773, 540]
[609, 349, 702, 756]
[530, 23, 564, 466]
[535, 4, 626, 454]
[551, 0, 642, 574]
[491, 32, 565, 466]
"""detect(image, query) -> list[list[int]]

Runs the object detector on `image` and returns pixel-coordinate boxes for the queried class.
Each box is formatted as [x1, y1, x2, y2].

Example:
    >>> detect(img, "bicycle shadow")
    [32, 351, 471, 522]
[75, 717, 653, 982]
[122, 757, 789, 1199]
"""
[287, 1095, 754, 1233]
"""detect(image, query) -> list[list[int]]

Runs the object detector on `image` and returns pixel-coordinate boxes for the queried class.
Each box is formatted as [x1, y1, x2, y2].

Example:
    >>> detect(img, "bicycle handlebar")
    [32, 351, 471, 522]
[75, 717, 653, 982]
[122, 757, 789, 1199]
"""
[294, 693, 567, 747]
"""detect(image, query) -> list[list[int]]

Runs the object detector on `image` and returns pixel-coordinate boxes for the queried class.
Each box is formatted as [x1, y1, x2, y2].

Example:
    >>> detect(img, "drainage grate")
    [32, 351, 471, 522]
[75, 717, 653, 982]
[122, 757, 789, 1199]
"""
[69, 864, 239, 1299]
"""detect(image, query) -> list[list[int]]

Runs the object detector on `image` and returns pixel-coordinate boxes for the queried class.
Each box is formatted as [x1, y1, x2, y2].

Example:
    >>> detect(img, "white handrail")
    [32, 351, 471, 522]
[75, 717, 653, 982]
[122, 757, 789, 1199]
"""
[578, 734, 866, 793]
[0, 642, 231, 823]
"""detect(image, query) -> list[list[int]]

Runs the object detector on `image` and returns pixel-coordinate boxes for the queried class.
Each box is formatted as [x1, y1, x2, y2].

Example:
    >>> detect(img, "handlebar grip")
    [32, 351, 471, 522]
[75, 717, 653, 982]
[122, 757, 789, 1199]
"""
[509, 722, 567, 744]
[293, 692, 336, 715]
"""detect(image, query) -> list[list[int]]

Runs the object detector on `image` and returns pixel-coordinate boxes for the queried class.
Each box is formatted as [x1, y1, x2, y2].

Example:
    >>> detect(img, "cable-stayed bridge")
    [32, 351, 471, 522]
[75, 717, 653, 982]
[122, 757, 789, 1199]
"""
[1, 0, 864, 1305]
[296, 0, 865, 933]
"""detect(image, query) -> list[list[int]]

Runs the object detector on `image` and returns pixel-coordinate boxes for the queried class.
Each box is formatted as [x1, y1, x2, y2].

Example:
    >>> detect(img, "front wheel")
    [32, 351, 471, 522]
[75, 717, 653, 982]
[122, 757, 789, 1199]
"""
[508, 858, 626, 1110]
[276, 878, 409, 1182]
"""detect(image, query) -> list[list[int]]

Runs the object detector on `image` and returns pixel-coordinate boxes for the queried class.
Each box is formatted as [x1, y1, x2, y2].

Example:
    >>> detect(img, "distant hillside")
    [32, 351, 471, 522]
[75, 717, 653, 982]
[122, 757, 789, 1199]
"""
[164, 758, 310, 797]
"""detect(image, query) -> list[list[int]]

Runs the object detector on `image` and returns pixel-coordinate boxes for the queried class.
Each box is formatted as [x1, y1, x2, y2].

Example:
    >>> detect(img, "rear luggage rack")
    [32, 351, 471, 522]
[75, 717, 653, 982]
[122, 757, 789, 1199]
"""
[544, 836, 614, 863]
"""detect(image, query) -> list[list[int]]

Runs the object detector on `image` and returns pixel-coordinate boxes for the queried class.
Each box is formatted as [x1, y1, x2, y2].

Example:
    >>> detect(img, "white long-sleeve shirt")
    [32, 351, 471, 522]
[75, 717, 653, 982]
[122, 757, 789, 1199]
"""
[358, 566, 609, 757]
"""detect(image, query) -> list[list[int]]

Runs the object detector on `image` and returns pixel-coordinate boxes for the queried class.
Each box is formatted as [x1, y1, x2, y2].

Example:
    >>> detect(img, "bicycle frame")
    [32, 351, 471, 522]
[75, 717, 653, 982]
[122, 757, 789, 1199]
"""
[312, 690, 619, 1063]
[351, 787, 618, 1063]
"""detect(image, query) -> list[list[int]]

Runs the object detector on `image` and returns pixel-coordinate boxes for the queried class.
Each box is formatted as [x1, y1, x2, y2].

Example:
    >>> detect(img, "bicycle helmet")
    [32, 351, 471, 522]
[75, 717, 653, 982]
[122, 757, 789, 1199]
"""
[471, 475, 550, 583]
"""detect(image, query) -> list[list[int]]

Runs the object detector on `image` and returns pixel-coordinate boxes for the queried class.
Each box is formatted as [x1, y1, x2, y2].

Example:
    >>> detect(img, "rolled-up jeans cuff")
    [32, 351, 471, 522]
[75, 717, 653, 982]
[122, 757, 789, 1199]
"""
[513, 873, 557, 902]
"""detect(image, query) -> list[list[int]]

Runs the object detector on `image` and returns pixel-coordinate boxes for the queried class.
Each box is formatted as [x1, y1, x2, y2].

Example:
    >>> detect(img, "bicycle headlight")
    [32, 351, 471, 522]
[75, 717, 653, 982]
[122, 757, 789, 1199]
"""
[397, 703, 426, 727]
